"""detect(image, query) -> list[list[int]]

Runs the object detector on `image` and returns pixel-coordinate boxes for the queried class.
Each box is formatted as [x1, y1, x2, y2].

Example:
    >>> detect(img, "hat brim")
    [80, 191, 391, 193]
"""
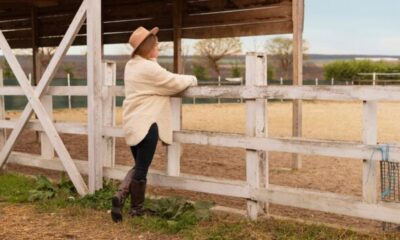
[132, 27, 159, 54]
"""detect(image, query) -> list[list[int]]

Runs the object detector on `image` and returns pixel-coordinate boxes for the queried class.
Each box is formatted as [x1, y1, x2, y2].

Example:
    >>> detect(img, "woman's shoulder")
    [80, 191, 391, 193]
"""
[127, 55, 159, 69]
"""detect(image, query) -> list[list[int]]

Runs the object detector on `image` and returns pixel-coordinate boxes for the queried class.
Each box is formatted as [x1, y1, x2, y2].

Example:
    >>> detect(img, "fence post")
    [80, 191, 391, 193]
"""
[0, 68, 6, 151]
[41, 94, 54, 159]
[362, 100, 377, 204]
[245, 52, 268, 220]
[102, 61, 116, 168]
[331, 77, 334, 85]
[67, 73, 72, 110]
[372, 72, 377, 86]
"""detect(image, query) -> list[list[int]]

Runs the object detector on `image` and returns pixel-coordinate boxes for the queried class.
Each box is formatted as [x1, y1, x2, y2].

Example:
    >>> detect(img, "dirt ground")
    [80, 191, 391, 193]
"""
[4, 101, 400, 232]
[0, 203, 178, 240]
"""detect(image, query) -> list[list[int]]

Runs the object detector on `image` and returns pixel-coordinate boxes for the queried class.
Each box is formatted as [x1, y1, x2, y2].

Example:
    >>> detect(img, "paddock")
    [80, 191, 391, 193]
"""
[0, 0, 400, 229]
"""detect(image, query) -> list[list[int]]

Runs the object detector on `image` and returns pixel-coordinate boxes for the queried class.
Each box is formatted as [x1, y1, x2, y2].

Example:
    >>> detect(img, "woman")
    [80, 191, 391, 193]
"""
[111, 26, 197, 222]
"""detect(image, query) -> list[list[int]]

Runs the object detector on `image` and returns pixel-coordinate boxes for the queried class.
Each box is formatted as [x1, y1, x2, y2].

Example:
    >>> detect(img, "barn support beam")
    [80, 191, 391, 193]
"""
[167, 0, 184, 177]
[291, 0, 304, 169]
[87, 0, 104, 192]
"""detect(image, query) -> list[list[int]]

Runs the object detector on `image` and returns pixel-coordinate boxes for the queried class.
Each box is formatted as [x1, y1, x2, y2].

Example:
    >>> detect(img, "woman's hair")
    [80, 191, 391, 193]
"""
[132, 34, 157, 58]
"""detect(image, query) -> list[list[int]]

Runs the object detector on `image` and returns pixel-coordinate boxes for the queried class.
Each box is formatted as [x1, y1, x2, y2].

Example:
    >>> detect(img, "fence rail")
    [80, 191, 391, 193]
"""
[1, 53, 400, 224]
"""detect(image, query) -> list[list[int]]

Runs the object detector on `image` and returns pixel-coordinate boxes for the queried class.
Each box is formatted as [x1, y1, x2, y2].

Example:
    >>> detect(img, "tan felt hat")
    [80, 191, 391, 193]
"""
[129, 26, 159, 54]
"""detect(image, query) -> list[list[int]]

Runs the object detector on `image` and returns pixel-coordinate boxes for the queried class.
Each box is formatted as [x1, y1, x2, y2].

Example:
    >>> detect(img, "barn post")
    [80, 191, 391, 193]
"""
[292, 0, 304, 169]
[31, 6, 54, 159]
[87, 0, 104, 192]
[167, 0, 184, 176]
[245, 52, 268, 220]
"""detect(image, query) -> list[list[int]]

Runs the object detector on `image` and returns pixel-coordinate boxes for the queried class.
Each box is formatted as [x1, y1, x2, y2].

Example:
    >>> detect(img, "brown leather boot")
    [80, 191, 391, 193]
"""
[111, 169, 134, 222]
[129, 178, 146, 217]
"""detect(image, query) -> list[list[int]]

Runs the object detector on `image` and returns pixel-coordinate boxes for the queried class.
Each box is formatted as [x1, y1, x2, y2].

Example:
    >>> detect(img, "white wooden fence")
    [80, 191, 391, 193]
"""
[1, 52, 400, 224]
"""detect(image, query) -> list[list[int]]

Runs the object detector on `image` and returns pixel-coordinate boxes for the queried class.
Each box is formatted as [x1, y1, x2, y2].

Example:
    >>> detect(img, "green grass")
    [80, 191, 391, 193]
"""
[0, 172, 399, 240]
[0, 172, 35, 203]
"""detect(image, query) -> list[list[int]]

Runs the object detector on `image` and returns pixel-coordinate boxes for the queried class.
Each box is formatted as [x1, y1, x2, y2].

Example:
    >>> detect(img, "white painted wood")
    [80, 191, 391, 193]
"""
[255, 185, 400, 224]
[40, 95, 54, 159]
[87, 0, 103, 192]
[0, 120, 88, 135]
[4, 85, 400, 102]
[245, 52, 267, 220]
[167, 98, 182, 176]
[7, 151, 400, 224]
[171, 130, 400, 161]
[0, 0, 88, 195]
[180, 85, 400, 101]
[167, 1, 183, 177]
[0, 36, 88, 195]
[102, 61, 116, 168]
[362, 101, 377, 204]
[0, 68, 6, 149]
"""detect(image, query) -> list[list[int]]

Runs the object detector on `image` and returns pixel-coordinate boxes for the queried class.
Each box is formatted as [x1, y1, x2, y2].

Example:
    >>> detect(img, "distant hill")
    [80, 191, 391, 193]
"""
[0, 54, 398, 81]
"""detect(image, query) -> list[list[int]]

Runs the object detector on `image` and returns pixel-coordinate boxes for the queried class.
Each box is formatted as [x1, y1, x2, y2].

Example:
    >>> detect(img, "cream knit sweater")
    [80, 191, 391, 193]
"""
[122, 55, 197, 146]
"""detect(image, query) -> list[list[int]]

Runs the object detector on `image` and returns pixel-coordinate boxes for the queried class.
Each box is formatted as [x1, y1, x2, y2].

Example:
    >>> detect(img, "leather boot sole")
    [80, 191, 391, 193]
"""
[111, 196, 123, 222]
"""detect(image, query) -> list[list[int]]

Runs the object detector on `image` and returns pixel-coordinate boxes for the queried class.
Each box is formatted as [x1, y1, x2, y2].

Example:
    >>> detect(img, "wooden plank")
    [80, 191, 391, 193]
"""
[40, 95, 54, 159]
[0, 0, 88, 195]
[0, 119, 88, 135]
[182, 20, 292, 38]
[184, 3, 292, 27]
[2, 84, 400, 102]
[255, 185, 400, 224]
[101, 60, 116, 168]
[86, 0, 103, 192]
[8, 30, 174, 48]
[167, 0, 183, 177]
[171, 130, 400, 162]
[291, 0, 304, 170]
[245, 52, 267, 220]
[362, 101, 377, 204]
[0, 86, 87, 96]
[6, 122, 398, 163]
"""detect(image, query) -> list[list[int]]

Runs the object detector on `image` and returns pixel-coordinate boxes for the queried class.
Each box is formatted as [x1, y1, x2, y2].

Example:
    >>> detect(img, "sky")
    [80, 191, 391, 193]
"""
[2, 0, 400, 56]
[99, 0, 400, 56]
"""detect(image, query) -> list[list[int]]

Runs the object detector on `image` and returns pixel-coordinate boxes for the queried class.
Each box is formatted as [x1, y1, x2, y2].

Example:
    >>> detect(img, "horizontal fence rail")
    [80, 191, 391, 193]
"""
[0, 119, 398, 162]
[2, 85, 400, 101]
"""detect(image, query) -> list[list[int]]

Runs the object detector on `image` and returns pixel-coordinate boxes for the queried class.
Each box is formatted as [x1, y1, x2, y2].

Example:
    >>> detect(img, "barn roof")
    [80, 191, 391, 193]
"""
[0, 0, 300, 49]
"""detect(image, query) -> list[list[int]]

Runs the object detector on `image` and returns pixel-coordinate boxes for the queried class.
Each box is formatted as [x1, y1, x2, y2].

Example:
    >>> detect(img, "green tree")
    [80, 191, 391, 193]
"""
[63, 64, 75, 80]
[192, 64, 208, 80]
[1, 60, 14, 79]
[324, 60, 400, 82]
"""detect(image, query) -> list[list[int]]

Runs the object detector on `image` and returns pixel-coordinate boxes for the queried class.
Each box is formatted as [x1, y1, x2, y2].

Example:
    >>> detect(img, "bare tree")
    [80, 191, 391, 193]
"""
[265, 37, 308, 79]
[36, 47, 57, 80]
[194, 38, 242, 76]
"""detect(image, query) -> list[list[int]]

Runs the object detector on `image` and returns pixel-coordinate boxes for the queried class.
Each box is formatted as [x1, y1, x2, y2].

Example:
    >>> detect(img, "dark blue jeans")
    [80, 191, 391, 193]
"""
[130, 123, 159, 181]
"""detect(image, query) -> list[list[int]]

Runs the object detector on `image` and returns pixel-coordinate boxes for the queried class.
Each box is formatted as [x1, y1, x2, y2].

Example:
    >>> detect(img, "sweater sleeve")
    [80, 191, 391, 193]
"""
[148, 61, 197, 96]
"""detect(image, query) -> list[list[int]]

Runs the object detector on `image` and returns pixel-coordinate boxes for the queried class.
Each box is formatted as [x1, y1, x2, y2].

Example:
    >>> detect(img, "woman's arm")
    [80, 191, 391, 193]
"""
[148, 61, 197, 96]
